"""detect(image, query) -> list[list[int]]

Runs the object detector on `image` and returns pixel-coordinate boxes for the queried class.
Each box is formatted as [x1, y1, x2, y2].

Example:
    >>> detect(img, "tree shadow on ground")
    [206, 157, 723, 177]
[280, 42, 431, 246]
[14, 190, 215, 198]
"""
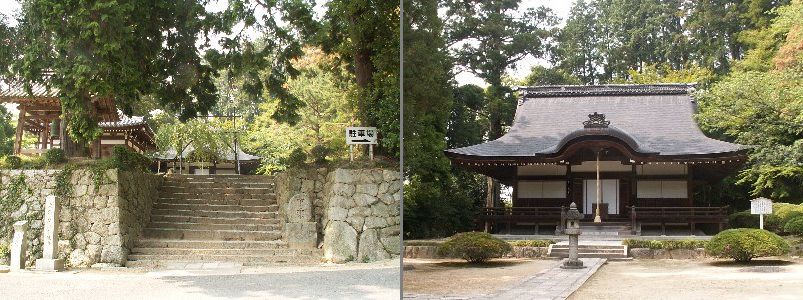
[157, 267, 399, 299]
[707, 259, 796, 268]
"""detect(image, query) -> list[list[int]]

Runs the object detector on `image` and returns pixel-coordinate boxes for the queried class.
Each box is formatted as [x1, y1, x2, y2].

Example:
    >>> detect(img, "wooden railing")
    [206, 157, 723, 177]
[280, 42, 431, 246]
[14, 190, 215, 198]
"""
[477, 207, 566, 234]
[629, 206, 729, 235]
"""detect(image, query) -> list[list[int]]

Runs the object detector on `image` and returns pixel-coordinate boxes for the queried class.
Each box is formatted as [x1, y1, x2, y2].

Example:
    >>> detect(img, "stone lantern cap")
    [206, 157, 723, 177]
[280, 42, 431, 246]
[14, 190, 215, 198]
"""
[566, 202, 583, 220]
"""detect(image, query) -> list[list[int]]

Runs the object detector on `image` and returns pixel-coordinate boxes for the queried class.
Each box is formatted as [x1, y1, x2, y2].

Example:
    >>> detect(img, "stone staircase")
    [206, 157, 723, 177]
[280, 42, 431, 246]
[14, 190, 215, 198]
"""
[547, 243, 628, 259]
[126, 175, 323, 268]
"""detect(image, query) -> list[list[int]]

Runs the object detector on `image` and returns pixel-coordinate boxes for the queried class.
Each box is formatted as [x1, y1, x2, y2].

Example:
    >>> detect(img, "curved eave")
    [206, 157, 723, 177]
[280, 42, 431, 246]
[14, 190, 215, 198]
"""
[444, 148, 749, 165]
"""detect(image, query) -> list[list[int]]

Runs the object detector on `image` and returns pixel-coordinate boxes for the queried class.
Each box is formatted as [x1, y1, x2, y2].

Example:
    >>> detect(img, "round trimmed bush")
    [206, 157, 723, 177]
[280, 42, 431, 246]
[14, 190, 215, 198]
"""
[706, 228, 790, 262]
[437, 232, 512, 263]
[3, 155, 22, 169]
[310, 145, 330, 164]
[728, 211, 759, 229]
[783, 217, 803, 236]
[43, 148, 67, 165]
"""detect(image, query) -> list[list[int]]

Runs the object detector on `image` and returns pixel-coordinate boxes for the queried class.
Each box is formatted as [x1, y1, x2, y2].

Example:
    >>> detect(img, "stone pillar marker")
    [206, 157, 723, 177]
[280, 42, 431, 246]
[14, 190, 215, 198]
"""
[35, 195, 65, 271]
[10, 220, 29, 271]
[561, 202, 585, 269]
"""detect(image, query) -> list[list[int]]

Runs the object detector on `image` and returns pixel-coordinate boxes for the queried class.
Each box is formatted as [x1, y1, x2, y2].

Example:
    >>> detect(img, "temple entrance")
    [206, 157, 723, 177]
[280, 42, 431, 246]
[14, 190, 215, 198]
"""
[583, 179, 619, 215]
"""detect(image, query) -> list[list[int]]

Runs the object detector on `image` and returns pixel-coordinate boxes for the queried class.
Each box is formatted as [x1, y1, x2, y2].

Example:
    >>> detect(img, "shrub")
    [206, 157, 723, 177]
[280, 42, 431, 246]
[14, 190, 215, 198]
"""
[109, 146, 151, 172]
[728, 211, 759, 229]
[310, 145, 330, 165]
[3, 155, 22, 169]
[623, 239, 707, 250]
[509, 240, 555, 247]
[0, 242, 9, 260]
[286, 148, 307, 167]
[783, 217, 803, 236]
[706, 228, 790, 262]
[437, 232, 512, 263]
[43, 148, 67, 165]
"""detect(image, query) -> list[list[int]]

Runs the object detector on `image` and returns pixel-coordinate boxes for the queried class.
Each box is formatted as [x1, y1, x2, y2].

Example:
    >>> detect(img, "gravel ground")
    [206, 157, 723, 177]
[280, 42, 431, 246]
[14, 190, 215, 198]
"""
[570, 258, 803, 300]
[403, 258, 556, 297]
[0, 260, 401, 300]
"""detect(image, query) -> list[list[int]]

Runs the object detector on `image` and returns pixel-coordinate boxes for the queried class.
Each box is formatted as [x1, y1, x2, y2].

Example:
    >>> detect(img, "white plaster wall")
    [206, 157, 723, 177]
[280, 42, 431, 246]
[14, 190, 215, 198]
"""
[636, 164, 688, 175]
[637, 180, 687, 198]
[571, 161, 631, 172]
[517, 165, 566, 176]
[518, 181, 566, 198]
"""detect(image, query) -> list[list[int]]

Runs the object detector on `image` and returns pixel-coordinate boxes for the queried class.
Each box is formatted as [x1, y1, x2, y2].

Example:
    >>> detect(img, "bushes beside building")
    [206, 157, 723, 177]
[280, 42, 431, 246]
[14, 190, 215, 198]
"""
[706, 228, 790, 262]
[623, 239, 707, 250]
[728, 203, 803, 235]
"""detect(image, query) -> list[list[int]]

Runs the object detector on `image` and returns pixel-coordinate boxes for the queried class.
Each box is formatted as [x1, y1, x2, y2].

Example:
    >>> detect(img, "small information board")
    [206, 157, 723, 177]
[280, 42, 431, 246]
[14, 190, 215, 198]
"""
[346, 127, 378, 145]
[750, 197, 773, 229]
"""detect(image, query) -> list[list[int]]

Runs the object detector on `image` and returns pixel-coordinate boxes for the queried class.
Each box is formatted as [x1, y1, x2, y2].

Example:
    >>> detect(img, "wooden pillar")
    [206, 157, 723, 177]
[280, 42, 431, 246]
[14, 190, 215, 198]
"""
[41, 119, 51, 150]
[14, 108, 26, 155]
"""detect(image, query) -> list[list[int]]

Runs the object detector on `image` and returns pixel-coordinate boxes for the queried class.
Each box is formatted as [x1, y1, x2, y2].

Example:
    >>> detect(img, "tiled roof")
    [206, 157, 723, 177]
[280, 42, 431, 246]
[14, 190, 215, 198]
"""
[446, 84, 745, 158]
[0, 81, 60, 98]
[98, 114, 147, 128]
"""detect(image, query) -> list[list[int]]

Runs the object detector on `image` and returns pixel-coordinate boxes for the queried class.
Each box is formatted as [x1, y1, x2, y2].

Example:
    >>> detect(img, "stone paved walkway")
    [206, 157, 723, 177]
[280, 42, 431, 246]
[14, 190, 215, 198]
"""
[404, 258, 606, 300]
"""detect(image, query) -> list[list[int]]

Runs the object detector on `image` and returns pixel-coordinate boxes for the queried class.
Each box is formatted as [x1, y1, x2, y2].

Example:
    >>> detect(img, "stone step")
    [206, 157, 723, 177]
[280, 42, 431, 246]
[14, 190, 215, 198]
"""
[151, 208, 278, 219]
[549, 253, 629, 259]
[161, 187, 275, 195]
[130, 247, 315, 256]
[146, 221, 282, 232]
[550, 245, 626, 250]
[125, 252, 322, 266]
[153, 203, 278, 212]
[143, 228, 282, 241]
[157, 197, 277, 206]
[157, 193, 276, 201]
[150, 214, 281, 225]
[548, 244, 628, 259]
[549, 249, 625, 254]
[134, 239, 288, 249]
[162, 181, 275, 187]
[164, 175, 275, 184]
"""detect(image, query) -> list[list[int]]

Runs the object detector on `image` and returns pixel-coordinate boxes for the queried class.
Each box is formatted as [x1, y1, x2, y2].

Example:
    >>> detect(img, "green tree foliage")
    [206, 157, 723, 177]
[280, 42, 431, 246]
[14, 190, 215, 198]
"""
[697, 0, 803, 202]
[245, 48, 354, 174]
[322, 0, 400, 157]
[620, 64, 715, 85]
[443, 0, 556, 139]
[552, 0, 601, 84]
[0, 105, 15, 156]
[522, 66, 582, 86]
[12, 0, 223, 142]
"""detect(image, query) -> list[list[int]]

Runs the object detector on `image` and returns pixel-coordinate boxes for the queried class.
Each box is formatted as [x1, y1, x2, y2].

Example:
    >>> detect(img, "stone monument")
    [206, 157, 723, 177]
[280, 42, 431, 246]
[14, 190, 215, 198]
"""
[10, 220, 29, 271]
[35, 195, 65, 271]
[561, 202, 585, 269]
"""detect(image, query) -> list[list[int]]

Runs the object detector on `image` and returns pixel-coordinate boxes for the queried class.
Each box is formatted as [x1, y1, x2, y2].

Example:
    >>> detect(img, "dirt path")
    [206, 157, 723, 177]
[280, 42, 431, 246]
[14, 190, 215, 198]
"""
[570, 258, 803, 300]
[403, 258, 557, 297]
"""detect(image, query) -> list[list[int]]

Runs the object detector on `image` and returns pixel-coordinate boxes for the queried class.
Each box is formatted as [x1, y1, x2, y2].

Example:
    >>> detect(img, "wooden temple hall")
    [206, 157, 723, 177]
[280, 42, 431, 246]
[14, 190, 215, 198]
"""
[0, 82, 156, 157]
[445, 84, 747, 235]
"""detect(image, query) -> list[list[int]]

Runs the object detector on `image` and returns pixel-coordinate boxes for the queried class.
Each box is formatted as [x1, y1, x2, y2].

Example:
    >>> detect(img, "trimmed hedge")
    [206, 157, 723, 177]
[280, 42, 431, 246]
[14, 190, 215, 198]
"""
[43, 148, 67, 165]
[437, 232, 512, 263]
[706, 228, 790, 262]
[2, 155, 21, 169]
[623, 239, 707, 250]
[508, 240, 555, 247]
[783, 217, 803, 236]
[728, 211, 759, 229]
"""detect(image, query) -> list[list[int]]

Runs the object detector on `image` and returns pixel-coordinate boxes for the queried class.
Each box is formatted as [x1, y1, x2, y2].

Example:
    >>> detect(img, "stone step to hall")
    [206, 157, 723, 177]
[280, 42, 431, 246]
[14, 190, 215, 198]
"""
[143, 228, 282, 241]
[157, 193, 276, 201]
[164, 175, 275, 184]
[152, 203, 278, 212]
[146, 221, 282, 232]
[130, 247, 313, 256]
[150, 208, 278, 219]
[150, 214, 282, 225]
[160, 186, 275, 195]
[156, 198, 277, 207]
[548, 244, 628, 259]
[134, 239, 288, 249]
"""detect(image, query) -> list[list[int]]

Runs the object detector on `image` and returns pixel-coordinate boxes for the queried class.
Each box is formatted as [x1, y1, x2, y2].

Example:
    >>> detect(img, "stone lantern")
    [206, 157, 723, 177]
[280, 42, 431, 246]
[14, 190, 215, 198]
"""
[561, 202, 585, 269]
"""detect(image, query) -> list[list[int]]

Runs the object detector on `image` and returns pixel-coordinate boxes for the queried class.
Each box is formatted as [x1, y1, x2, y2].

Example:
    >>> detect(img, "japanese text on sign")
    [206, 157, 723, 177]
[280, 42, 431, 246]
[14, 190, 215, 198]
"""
[346, 127, 378, 145]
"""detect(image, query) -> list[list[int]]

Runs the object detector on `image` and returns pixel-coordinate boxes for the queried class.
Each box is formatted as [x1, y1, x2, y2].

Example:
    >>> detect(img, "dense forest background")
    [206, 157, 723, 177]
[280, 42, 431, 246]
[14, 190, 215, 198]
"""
[404, 0, 803, 238]
[0, 0, 399, 171]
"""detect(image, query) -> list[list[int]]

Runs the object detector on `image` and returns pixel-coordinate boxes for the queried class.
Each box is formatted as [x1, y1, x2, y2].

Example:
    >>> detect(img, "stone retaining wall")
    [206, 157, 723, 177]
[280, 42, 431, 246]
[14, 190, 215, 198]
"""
[0, 169, 162, 268]
[276, 167, 401, 263]
[628, 248, 707, 259]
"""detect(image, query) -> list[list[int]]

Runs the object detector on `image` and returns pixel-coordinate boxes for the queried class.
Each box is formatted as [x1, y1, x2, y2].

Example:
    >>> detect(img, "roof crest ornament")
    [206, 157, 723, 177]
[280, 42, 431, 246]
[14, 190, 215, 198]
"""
[583, 112, 610, 128]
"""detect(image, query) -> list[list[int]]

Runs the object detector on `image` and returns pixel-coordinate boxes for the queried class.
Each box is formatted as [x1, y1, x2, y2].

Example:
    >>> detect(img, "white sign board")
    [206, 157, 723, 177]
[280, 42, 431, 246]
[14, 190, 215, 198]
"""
[751, 197, 773, 215]
[346, 127, 378, 145]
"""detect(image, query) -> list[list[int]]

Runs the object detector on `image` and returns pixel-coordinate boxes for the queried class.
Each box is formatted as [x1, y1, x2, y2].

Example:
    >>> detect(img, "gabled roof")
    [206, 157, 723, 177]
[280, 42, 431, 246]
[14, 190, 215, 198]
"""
[445, 84, 745, 161]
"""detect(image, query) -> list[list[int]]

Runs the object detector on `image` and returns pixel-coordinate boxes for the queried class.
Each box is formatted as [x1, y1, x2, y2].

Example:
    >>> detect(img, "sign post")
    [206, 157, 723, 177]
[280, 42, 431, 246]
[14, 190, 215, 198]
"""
[346, 127, 378, 161]
[750, 197, 773, 230]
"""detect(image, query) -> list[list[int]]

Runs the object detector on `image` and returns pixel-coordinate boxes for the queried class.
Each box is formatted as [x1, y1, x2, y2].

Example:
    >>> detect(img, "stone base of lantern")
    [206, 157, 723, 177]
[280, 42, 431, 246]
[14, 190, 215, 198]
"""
[35, 258, 65, 272]
[560, 259, 585, 269]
